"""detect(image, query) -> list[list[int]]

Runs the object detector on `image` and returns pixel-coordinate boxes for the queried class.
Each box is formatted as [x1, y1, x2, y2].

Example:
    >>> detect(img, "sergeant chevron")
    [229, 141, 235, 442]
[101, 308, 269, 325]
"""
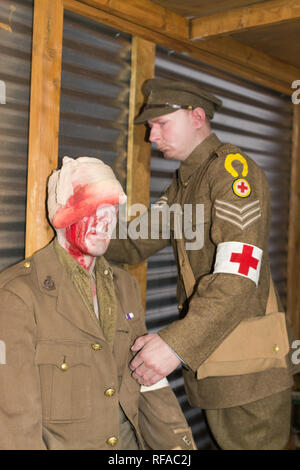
[214, 199, 261, 230]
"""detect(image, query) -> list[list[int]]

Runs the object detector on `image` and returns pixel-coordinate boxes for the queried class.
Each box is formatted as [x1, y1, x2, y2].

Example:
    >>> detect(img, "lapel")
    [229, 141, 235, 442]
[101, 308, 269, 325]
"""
[34, 241, 105, 341]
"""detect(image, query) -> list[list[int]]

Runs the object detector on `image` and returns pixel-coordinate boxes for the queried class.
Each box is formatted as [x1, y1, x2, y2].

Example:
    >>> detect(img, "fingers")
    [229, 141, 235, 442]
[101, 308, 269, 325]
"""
[131, 334, 153, 352]
[132, 364, 163, 386]
[129, 352, 144, 371]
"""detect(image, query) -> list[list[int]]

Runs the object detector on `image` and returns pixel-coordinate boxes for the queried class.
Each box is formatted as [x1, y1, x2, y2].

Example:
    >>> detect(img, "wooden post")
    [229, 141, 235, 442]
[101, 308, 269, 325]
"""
[25, 0, 64, 257]
[287, 104, 300, 339]
[126, 37, 155, 308]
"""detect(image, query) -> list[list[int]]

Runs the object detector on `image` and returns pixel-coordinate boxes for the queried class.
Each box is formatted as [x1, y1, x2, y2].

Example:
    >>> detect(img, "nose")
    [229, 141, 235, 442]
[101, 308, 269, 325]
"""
[149, 125, 161, 143]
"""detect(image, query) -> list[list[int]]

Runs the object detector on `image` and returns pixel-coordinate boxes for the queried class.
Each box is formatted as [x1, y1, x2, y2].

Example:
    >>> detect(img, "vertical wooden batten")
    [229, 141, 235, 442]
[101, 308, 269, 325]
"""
[25, 0, 64, 257]
[126, 37, 155, 307]
[287, 104, 300, 339]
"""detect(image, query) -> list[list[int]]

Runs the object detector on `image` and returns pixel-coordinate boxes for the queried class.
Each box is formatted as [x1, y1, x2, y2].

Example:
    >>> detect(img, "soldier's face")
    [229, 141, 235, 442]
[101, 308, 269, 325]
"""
[148, 109, 198, 161]
[65, 204, 118, 258]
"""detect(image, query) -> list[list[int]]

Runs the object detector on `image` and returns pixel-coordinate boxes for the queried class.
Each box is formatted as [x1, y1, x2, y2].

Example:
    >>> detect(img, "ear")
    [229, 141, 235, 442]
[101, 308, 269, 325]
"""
[191, 107, 206, 129]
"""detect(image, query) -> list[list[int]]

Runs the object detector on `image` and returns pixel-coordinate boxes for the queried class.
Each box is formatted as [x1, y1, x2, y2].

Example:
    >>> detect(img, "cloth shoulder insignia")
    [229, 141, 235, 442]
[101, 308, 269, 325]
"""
[214, 199, 261, 230]
[216, 145, 252, 199]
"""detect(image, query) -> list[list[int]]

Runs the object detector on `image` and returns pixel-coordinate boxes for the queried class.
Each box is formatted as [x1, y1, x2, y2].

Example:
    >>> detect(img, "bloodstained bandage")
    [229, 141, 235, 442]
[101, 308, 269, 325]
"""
[53, 183, 123, 228]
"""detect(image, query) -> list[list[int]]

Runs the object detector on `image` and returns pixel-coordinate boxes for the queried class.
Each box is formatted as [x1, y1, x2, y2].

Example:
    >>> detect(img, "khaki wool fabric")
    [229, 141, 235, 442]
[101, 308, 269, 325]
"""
[54, 240, 138, 449]
[55, 240, 118, 348]
[0, 241, 195, 450]
[205, 389, 291, 450]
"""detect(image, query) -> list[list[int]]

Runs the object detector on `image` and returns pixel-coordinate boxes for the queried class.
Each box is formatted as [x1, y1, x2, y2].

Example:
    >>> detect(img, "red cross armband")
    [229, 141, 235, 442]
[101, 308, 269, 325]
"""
[213, 241, 263, 286]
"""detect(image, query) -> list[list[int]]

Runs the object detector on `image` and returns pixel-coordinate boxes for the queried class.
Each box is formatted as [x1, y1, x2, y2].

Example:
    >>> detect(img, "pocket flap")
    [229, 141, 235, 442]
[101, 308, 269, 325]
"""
[197, 312, 289, 379]
[35, 341, 91, 369]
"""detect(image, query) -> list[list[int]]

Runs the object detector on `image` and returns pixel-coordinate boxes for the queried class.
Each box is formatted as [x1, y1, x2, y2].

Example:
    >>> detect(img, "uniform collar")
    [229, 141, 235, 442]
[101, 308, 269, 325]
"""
[33, 240, 116, 341]
[53, 238, 114, 281]
[179, 133, 222, 184]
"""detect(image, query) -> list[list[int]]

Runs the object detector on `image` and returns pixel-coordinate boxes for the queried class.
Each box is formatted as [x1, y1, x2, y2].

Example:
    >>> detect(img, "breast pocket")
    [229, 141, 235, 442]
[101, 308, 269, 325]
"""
[170, 197, 211, 251]
[35, 341, 92, 423]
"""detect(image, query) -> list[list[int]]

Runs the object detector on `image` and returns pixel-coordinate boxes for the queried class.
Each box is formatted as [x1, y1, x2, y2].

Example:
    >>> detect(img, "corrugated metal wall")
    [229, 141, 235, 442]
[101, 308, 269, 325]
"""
[145, 45, 293, 449]
[58, 10, 132, 189]
[0, 0, 33, 271]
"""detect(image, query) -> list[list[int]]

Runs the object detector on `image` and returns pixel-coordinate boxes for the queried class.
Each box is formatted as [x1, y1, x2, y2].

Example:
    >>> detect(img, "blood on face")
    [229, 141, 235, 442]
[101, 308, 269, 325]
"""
[64, 205, 118, 269]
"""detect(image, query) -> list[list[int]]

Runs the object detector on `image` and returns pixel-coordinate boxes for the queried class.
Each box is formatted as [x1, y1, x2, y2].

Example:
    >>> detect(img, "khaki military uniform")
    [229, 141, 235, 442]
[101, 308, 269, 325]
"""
[0, 241, 195, 450]
[107, 133, 298, 449]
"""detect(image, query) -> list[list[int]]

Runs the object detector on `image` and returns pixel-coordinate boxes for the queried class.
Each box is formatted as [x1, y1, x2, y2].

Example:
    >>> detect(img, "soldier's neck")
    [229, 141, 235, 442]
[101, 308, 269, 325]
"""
[56, 230, 96, 274]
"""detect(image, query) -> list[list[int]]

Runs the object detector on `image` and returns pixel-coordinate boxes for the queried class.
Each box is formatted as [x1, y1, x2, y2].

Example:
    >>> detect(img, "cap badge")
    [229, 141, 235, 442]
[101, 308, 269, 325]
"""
[43, 276, 56, 291]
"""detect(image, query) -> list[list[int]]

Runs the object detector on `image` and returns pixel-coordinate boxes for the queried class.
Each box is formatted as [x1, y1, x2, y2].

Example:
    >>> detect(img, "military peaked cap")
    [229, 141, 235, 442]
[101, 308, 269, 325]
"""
[134, 78, 222, 124]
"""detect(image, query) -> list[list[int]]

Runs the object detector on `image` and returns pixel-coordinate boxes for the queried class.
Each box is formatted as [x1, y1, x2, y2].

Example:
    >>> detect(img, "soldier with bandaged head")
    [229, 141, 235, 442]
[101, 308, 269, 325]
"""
[0, 155, 196, 450]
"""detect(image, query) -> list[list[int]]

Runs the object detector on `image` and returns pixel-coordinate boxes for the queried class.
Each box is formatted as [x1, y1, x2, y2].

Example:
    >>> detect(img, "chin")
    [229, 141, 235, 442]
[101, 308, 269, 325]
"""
[88, 239, 110, 257]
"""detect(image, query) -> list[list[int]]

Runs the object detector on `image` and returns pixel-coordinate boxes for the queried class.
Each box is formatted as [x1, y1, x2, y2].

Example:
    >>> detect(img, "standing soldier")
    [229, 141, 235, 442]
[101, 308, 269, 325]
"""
[107, 78, 299, 450]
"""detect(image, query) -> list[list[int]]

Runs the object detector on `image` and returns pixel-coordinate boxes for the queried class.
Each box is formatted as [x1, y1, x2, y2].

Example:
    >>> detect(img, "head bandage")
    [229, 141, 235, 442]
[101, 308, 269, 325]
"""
[48, 156, 126, 229]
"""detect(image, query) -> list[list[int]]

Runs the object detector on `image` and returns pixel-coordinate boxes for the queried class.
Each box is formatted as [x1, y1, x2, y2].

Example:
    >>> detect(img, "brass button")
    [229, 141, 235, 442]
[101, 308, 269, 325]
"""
[183, 181, 189, 187]
[104, 269, 109, 276]
[91, 343, 102, 351]
[60, 362, 69, 371]
[106, 436, 118, 447]
[178, 304, 183, 311]
[273, 344, 280, 353]
[105, 388, 116, 397]
[24, 261, 31, 268]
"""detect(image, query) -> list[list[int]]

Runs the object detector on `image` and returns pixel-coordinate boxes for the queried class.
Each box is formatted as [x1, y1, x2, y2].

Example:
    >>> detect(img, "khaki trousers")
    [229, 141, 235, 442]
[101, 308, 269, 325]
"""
[205, 388, 291, 450]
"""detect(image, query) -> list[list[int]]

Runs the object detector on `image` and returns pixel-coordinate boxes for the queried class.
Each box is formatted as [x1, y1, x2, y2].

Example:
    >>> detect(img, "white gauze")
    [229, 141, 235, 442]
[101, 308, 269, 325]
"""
[47, 156, 126, 227]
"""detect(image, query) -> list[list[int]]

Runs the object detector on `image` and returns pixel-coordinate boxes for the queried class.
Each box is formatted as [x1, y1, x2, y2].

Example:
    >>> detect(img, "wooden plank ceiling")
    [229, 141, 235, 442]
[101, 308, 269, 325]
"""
[151, 0, 300, 69]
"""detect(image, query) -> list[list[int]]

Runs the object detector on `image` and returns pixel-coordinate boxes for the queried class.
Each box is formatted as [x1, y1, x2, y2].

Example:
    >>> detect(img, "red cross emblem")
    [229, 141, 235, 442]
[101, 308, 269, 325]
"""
[237, 181, 248, 193]
[230, 244, 259, 275]
[232, 178, 251, 198]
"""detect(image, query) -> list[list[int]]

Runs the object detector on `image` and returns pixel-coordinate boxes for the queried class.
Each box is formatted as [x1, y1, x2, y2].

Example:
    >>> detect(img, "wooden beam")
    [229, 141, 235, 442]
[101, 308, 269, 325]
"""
[287, 103, 300, 339]
[63, 0, 300, 95]
[26, 0, 64, 257]
[197, 36, 299, 92]
[126, 37, 155, 308]
[75, 0, 189, 39]
[190, 0, 300, 40]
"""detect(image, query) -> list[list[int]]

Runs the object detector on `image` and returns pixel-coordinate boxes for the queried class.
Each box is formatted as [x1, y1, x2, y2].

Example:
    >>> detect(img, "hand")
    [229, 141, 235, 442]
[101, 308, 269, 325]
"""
[129, 334, 181, 386]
